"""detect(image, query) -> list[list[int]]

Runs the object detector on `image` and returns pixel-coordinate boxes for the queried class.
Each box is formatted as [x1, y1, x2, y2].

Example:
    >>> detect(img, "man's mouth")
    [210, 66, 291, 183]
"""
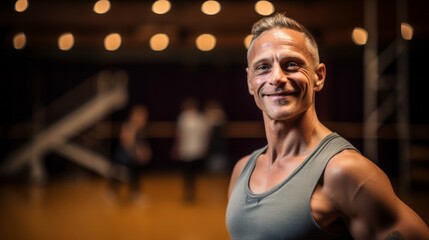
[262, 91, 295, 97]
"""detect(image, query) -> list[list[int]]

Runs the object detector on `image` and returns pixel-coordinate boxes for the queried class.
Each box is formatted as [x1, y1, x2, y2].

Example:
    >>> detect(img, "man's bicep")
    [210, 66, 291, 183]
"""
[347, 169, 429, 239]
[325, 153, 429, 239]
[346, 171, 401, 238]
[377, 202, 429, 240]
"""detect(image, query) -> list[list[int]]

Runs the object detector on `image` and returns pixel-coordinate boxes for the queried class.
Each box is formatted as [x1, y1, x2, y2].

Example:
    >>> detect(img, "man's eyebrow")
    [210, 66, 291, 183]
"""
[251, 53, 306, 67]
[250, 56, 272, 68]
[282, 56, 306, 65]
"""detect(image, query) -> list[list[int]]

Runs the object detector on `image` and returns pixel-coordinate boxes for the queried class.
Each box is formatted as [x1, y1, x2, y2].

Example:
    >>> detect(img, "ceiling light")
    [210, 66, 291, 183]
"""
[15, 0, 28, 12]
[104, 33, 122, 51]
[152, 0, 171, 15]
[13, 32, 26, 49]
[201, 0, 221, 15]
[255, 1, 274, 16]
[244, 35, 253, 49]
[150, 33, 169, 51]
[93, 0, 111, 14]
[401, 23, 413, 40]
[351, 27, 368, 46]
[58, 33, 75, 51]
[196, 34, 216, 51]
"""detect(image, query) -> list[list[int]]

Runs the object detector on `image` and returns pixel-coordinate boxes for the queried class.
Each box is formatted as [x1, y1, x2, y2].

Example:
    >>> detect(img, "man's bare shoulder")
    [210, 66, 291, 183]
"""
[230, 155, 252, 185]
[233, 155, 252, 173]
[321, 149, 394, 214]
[324, 149, 385, 187]
[227, 155, 252, 199]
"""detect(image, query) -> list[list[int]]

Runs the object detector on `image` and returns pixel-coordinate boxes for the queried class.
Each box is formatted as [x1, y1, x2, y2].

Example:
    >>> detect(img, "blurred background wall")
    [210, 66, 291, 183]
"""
[1, 0, 428, 180]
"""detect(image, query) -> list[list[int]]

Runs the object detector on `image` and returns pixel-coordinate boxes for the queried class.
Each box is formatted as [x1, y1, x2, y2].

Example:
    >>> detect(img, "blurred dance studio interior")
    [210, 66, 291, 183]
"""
[1, 0, 429, 239]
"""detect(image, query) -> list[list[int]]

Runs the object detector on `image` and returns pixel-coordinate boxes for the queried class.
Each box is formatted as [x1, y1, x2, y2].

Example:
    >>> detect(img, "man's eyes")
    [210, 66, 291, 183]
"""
[254, 61, 300, 73]
[284, 62, 300, 70]
[255, 64, 270, 71]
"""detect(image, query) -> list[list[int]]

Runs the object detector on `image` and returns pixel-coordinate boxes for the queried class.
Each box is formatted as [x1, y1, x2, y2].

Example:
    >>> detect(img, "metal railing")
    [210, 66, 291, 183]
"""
[1, 70, 128, 182]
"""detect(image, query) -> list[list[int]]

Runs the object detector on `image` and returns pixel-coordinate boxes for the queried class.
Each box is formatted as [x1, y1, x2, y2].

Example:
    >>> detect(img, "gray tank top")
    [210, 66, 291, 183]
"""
[226, 133, 356, 240]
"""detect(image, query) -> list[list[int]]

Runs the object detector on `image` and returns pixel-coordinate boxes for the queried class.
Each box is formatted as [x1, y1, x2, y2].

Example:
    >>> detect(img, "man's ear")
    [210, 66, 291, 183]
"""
[314, 63, 326, 91]
[246, 67, 255, 95]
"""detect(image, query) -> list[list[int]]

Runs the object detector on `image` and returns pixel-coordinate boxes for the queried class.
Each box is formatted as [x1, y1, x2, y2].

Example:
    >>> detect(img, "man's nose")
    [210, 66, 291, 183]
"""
[269, 65, 287, 86]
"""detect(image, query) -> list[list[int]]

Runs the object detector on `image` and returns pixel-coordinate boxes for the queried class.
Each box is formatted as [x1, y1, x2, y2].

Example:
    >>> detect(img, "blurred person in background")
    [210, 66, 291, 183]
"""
[204, 99, 228, 174]
[172, 97, 210, 203]
[107, 105, 152, 204]
[226, 13, 429, 239]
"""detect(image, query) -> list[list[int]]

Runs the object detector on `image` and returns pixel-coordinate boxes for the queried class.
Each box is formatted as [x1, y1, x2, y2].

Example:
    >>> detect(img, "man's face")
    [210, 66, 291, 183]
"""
[246, 28, 325, 121]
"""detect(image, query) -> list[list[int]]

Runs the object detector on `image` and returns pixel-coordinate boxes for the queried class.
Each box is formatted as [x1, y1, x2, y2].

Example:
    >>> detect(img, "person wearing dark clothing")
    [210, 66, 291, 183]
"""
[108, 105, 152, 203]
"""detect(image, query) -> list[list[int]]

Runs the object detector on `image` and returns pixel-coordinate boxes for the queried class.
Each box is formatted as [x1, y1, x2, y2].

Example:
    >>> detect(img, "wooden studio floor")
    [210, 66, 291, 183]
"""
[0, 171, 230, 240]
[1, 170, 429, 240]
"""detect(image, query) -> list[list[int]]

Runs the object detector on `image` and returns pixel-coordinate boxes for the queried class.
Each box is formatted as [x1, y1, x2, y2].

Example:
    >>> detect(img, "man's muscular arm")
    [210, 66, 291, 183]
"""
[323, 150, 429, 240]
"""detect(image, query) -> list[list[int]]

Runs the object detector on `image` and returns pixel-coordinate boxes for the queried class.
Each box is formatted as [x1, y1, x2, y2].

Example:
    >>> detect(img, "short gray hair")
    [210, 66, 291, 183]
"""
[248, 13, 320, 64]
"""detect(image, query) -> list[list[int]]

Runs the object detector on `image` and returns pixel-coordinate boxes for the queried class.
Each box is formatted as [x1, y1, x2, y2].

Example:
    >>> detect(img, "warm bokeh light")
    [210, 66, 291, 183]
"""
[13, 32, 27, 50]
[15, 0, 28, 12]
[93, 0, 111, 14]
[351, 27, 368, 46]
[150, 33, 170, 51]
[244, 34, 253, 49]
[201, 0, 221, 15]
[255, 1, 274, 16]
[152, 0, 171, 15]
[104, 33, 122, 51]
[58, 32, 75, 51]
[196, 34, 216, 51]
[401, 23, 414, 40]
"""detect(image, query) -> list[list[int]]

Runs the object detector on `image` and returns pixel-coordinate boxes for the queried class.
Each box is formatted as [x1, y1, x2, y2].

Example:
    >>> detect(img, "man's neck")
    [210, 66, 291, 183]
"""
[262, 111, 331, 162]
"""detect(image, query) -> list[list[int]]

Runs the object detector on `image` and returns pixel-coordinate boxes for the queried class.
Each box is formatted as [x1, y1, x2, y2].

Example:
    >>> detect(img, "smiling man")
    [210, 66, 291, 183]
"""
[226, 13, 429, 240]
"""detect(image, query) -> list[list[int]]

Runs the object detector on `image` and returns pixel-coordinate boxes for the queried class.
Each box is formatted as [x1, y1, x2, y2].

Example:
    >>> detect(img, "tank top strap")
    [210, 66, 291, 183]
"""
[302, 132, 358, 187]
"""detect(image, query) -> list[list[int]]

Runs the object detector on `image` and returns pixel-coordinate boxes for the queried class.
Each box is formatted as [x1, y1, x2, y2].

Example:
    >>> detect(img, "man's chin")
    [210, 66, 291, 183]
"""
[264, 111, 292, 121]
